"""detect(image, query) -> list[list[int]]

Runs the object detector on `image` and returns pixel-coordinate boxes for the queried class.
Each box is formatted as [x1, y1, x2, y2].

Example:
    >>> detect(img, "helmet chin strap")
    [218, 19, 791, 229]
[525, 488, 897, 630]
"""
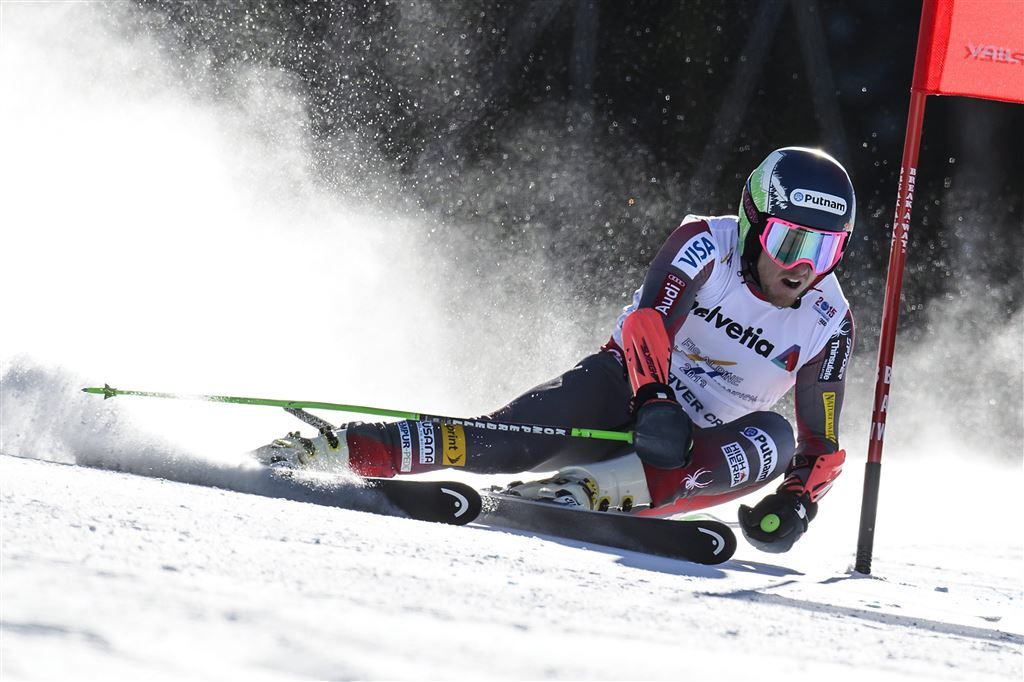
[741, 248, 762, 289]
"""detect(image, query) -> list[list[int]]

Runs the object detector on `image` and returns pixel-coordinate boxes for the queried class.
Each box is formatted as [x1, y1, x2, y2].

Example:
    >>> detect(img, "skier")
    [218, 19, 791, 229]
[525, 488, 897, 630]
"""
[256, 147, 856, 554]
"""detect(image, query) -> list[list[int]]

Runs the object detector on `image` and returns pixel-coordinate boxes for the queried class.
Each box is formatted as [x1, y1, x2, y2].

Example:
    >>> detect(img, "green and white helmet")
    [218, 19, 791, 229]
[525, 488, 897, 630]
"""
[738, 147, 856, 278]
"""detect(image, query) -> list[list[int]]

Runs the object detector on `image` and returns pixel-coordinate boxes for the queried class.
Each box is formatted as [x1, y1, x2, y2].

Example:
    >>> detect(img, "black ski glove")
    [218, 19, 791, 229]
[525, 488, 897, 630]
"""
[631, 382, 693, 469]
[738, 490, 818, 554]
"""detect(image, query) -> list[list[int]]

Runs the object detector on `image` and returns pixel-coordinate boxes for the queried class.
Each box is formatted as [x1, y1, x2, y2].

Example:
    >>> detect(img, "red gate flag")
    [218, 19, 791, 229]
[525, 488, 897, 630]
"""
[855, 0, 1024, 575]
[912, 0, 1024, 103]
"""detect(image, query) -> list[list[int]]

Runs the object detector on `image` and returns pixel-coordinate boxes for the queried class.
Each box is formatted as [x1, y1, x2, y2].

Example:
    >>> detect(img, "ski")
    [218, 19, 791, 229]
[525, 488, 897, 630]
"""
[478, 493, 736, 564]
[368, 477, 482, 525]
[240, 466, 482, 525]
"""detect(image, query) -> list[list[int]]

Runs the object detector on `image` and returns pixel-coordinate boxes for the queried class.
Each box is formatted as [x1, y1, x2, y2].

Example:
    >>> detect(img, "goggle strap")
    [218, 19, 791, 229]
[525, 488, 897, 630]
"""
[741, 189, 763, 227]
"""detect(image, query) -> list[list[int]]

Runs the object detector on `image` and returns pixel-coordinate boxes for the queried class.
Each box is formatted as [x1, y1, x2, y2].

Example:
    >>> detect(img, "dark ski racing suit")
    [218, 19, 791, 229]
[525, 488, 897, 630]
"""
[344, 215, 854, 515]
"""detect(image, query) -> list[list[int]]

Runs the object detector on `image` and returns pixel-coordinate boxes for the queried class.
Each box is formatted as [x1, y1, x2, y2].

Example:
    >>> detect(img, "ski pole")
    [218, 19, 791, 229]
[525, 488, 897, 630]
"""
[81, 384, 634, 444]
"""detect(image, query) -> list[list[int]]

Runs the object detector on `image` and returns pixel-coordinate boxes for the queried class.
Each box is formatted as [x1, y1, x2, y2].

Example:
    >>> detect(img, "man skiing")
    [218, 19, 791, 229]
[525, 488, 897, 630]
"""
[257, 147, 856, 554]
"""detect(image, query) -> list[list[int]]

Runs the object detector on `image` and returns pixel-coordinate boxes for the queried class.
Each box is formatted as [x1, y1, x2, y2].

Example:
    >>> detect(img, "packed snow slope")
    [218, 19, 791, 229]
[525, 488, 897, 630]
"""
[1, 3, 1021, 680]
[1, 450, 1020, 681]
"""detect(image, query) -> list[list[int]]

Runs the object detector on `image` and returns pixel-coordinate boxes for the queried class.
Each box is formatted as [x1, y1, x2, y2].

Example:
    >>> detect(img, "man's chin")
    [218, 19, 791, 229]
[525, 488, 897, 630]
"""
[766, 286, 802, 308]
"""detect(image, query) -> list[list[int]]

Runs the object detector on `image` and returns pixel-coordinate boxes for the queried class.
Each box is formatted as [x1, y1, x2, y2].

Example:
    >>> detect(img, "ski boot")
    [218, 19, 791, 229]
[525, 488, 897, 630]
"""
[502, 453, 652, 512]
[252, 429, 350, 471]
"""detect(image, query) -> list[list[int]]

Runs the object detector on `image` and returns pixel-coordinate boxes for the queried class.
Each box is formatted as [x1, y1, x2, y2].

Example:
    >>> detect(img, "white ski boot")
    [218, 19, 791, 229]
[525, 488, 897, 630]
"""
[252, 429, 350, 471]
[503, 453, 653, 512]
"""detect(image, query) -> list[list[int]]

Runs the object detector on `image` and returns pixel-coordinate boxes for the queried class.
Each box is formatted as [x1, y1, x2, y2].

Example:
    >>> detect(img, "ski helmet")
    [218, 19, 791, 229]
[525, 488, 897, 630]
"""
[738, 147, 856, 280]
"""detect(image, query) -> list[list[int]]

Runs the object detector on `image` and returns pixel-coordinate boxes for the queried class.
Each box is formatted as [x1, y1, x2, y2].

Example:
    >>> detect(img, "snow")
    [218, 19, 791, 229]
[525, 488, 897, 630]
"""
[1, 2, 1022, 679]
[2, 452, 1021, 680]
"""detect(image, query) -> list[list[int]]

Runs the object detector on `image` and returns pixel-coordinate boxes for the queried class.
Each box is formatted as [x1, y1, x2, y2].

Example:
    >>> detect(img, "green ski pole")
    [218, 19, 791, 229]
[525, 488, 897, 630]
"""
[82, 384, 634, 444]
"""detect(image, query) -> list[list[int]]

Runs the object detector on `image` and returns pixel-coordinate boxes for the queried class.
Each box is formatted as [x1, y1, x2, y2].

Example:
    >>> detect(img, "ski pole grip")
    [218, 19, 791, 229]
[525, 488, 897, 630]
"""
[571, 428, 634, 444]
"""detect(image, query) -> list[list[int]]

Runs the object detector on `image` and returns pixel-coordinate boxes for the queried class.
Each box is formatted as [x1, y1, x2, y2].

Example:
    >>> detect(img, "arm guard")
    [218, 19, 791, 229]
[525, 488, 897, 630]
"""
[621, 308, 671, 394]
[778, 449, 846, 503]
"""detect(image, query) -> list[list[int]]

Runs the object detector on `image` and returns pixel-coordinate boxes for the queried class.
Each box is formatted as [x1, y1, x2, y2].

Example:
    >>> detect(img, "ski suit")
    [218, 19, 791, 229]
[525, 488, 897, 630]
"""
[345, 215, 854, 514]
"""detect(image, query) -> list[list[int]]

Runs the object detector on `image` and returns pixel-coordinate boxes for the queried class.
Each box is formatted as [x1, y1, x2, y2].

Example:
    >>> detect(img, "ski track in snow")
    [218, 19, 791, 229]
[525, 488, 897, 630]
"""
[1, 453, 1020, 681]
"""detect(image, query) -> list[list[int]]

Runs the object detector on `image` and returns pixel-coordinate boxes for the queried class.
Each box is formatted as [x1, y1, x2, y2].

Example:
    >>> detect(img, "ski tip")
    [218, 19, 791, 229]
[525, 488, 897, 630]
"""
[439, 482, 483, 525]
[373, 479, 483, 526]
[696, 522, 738, 564]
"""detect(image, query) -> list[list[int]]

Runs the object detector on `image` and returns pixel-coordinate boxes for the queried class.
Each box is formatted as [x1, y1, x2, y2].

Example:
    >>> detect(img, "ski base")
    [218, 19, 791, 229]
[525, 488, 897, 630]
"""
[479, 493, 736, 564]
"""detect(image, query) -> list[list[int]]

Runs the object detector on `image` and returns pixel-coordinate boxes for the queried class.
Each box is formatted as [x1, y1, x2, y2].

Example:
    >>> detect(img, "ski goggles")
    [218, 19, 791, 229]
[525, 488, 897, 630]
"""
[759, 217, 848, 274]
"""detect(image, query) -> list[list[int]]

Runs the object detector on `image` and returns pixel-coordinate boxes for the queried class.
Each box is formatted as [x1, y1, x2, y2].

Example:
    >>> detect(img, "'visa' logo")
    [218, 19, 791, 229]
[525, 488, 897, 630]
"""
[673, 234, 716, 276]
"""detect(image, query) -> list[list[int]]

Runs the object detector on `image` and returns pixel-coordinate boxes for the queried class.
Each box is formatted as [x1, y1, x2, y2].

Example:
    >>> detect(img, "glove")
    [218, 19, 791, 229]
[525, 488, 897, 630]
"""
[631, 382, 693, 469]
[739, 490, 818, 554]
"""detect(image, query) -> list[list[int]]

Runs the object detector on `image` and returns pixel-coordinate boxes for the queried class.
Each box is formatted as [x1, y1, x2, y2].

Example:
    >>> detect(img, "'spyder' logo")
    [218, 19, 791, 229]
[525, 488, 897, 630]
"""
[397, 421, 413, 473]
[683, 468, 713, 492]
[790, 188, 847, 215]
[741, 426, 778, 482]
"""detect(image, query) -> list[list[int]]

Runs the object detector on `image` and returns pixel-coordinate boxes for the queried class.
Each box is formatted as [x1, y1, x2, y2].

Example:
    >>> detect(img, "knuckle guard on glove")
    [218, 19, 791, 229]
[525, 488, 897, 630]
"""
[631, 382, 693, 469]
[738, 491, 817, 554]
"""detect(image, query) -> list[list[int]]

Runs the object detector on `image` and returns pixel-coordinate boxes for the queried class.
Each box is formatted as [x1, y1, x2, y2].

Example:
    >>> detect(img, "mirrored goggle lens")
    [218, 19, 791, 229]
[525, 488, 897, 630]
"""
[760, 218, 847, 274]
